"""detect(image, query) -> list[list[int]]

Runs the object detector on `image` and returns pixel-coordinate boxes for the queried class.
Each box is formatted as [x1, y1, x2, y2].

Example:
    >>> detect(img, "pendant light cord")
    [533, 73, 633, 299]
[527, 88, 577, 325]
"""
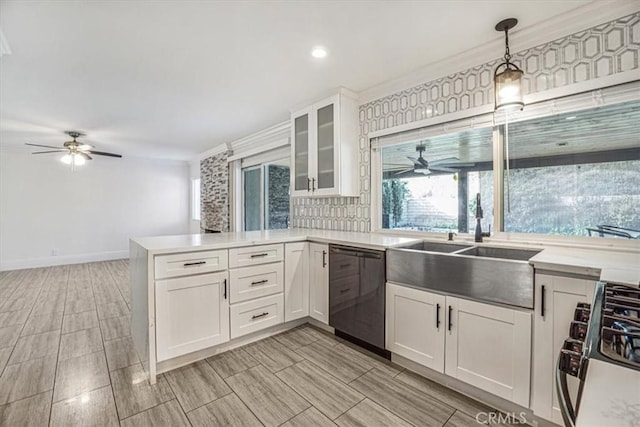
[503, 27, 511, 63]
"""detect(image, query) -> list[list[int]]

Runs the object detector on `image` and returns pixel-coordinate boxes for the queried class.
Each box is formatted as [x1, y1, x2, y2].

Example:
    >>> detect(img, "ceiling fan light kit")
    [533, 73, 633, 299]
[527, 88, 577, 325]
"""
[494, 18, 525, 112]
[26, 130, 122, 171]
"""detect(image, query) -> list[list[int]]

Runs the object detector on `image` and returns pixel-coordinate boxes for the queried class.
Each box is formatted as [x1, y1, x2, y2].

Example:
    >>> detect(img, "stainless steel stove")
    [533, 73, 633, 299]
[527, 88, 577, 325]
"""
[556, 281, 640, 427]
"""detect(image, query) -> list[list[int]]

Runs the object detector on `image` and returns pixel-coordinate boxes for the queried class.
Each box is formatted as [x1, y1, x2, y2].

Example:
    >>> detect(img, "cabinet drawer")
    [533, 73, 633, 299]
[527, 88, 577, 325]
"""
[229, 262, 284, 304]
[230, 293, 284, 339]
[155, 250, 228, 279]
[229, 244, 283, 268]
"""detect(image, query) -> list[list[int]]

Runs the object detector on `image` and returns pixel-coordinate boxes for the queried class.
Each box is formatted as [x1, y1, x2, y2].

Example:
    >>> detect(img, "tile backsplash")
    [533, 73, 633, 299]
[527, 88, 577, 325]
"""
[291, 12, 640, 232]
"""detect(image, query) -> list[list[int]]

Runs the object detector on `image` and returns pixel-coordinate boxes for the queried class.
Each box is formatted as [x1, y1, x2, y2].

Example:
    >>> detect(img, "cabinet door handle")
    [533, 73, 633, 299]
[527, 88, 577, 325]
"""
[322, 250, 327, 268]
[541, 285, 546, 317]
[183, 261, 206, 267]
[223, 279, 227, 300]
[251, 312, 269, 320]
[251, 279, 268, 286]
[250, 253, 268, 258]
[311, 177, 316, 192]
[307, 178, 311, 192]
[448, 305, 453, 331]
[436, 303, 441, 329]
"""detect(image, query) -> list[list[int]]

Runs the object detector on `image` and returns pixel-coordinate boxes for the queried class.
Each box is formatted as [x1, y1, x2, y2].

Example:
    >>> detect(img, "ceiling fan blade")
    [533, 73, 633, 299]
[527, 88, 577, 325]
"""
[429, 157, 460, 166]
[31, 150, 66, 154]
[394, 168, 414, 175]
[86, 150, 122, 158]
[79, 152, 92, 160]
[25, 143, 62, 149]
[428, 166, 459, 173]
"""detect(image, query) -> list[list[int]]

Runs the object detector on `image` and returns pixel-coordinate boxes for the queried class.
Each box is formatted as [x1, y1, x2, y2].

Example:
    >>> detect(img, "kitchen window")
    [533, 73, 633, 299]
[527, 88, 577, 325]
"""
[374, 82, 640, 240]
[242, 159, 290, 231]
[381, 126, 494, 234]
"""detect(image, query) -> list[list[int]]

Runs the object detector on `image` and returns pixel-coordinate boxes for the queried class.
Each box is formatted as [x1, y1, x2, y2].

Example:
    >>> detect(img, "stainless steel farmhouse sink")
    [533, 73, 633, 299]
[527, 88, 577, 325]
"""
[399, 241, 473, 253]
[454, 246, 541, 261]
[387, 243, 542, 309]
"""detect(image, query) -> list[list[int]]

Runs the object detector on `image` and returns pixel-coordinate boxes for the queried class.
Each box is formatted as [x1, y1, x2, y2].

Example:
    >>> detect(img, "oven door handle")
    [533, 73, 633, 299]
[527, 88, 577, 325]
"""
[555, 353, 577, 427]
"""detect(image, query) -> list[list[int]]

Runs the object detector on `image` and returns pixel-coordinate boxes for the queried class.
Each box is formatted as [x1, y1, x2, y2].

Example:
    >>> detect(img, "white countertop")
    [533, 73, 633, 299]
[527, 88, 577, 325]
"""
[576, 358, 640, 427]
[529, 246, 640, 286]
[131, 228, 421, 254]
[132, 229, 639, 286]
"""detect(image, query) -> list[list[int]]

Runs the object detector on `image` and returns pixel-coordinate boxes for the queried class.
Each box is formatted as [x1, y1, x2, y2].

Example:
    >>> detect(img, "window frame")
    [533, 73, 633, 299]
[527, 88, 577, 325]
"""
[370, 81, 640, 246]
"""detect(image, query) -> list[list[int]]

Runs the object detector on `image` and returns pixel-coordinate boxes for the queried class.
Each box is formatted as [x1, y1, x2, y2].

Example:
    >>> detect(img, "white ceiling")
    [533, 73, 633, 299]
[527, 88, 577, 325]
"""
[0, 0, 594, 161]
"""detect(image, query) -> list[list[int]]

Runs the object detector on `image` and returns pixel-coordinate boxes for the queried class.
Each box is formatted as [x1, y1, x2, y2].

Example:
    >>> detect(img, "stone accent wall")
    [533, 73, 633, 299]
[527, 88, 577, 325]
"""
[200, 152, 229, 232]
[291, 12, 640, 232]
[267, 165, 290, 229]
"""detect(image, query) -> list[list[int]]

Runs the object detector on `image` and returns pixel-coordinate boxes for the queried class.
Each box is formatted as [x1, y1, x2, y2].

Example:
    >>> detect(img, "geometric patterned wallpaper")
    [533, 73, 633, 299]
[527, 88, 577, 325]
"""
[292, 12, 640, 232]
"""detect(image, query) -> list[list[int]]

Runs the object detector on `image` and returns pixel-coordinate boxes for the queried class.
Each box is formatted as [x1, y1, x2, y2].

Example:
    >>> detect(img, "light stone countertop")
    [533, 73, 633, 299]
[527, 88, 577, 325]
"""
[130, 228, 421, 254]
[131, 228, 640, 286]
[529, 246, 640, 286]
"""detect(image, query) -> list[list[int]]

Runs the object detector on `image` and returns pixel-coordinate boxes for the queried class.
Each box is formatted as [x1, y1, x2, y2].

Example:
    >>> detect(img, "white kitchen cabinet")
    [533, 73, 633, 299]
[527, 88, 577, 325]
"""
[531, 273, 595, 424]
[309, 243, 329, 324]
[156, 271, 229, 361]
[290, 89, 359, 197]
[386, 283, 532, 408]
[229, 262, 283, 304]
[230, 293, 284, 339]
[284, 242, 309, 322]
[386, 283, 446, 372]
[445, 296, 532, 408]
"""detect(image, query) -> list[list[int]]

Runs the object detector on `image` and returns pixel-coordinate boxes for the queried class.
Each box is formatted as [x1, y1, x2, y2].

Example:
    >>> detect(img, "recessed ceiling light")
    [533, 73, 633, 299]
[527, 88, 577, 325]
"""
[311, 46, 328, 59]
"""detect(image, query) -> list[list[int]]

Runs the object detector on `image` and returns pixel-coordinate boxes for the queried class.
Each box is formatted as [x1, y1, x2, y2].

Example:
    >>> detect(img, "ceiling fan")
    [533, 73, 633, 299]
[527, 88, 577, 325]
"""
[395, 143, 475, 175]
[26, 131, 122, 169]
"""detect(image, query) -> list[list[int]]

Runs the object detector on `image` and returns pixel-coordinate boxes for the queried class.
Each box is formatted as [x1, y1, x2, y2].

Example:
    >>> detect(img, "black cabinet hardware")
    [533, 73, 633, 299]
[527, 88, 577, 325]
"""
[448, 305, 453, 331]
[251, 312, 269, 320]
[250, 253, 268, 258]
[251, 279, 268, 286]
[183, 261, 206, 267]
[322, 250, 327, 268]
[223, 279, 227, 299]
[436, 303, 441, 328]
[541, 285, 546, 317]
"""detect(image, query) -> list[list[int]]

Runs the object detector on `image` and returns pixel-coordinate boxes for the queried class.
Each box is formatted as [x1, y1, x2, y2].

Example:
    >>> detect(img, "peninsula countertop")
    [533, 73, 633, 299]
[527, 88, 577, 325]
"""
[130, 228, 421, 254]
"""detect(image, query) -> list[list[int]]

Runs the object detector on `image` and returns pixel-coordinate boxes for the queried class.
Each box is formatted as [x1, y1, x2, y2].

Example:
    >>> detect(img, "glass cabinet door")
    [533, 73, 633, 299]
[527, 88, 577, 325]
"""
[316, 103, 335, 190]
[293, 114, 310, 192]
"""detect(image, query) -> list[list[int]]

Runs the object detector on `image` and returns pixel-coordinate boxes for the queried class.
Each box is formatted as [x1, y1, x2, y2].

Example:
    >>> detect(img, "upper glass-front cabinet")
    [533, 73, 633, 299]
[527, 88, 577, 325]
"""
[290, 90, 359, 197]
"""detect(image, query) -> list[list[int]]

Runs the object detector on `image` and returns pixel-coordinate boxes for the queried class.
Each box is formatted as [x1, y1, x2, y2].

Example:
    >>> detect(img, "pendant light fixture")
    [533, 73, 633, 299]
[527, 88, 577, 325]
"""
[494, 18, 524, 111]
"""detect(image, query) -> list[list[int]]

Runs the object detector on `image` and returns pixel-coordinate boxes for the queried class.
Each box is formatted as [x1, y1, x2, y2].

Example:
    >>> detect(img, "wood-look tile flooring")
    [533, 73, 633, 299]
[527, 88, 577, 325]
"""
[0, 261, 494, 426]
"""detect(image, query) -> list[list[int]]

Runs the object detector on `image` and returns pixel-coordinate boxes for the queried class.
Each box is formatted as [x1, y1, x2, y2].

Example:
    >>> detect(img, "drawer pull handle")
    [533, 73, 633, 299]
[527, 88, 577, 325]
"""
[436, 303, 441, 329]
[251, 279, 269, 286]
[340, 289, 349, 294]
[251, 312, 269, 320]
[183, 261, 206, 267]
[448, 305, 453, 331]
[322, 250, 327, 268]
[340, 263, 350, 268]
[541, 285, 546, 318]
[250, 253, 269, 258]
[223, 279, 227, 300]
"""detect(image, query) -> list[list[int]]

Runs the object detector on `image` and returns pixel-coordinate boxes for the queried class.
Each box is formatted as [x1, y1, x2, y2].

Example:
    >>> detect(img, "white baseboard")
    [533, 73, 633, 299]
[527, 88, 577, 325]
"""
[0, 250, 129, 271]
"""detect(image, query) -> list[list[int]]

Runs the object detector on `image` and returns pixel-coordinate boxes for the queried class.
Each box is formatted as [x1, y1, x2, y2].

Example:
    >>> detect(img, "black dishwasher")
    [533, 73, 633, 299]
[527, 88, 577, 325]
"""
[329, 245, 389, 358]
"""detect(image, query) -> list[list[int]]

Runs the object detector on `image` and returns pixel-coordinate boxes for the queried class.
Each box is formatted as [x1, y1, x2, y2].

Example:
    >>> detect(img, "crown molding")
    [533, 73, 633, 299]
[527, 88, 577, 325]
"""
[195, 120, 290, 162]
[358, 0, 639, 104]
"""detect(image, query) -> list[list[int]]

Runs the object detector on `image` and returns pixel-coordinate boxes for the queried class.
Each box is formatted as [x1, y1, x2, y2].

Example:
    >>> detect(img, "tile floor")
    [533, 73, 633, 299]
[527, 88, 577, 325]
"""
[0, 261, 495, 426]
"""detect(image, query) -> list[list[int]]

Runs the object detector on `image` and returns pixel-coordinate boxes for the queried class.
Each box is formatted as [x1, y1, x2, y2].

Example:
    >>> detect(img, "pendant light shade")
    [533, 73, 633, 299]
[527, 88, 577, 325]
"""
[494, 18, 524, 111]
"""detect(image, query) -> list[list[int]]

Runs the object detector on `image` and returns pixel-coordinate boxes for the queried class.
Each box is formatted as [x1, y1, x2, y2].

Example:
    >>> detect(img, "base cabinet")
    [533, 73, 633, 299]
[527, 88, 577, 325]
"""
[531, 273, 595, 424]
[156, 271, 230, 361]
[284, 242, 310, 322]
[386, 284, 445, 372]
[386, 283, 532, 407]
[445, 296, 532, 408]
[309, 243, 329, 324]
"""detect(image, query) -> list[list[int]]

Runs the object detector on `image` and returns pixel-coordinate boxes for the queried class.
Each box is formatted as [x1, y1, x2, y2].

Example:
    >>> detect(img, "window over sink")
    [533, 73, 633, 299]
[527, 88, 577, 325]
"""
[374, 83, 640, 240]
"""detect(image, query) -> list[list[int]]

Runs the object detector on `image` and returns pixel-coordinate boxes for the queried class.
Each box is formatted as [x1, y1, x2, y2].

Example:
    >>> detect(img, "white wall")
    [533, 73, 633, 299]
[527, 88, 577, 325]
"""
[189, 159, 201, 233]
[0, 150, 190, 270]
